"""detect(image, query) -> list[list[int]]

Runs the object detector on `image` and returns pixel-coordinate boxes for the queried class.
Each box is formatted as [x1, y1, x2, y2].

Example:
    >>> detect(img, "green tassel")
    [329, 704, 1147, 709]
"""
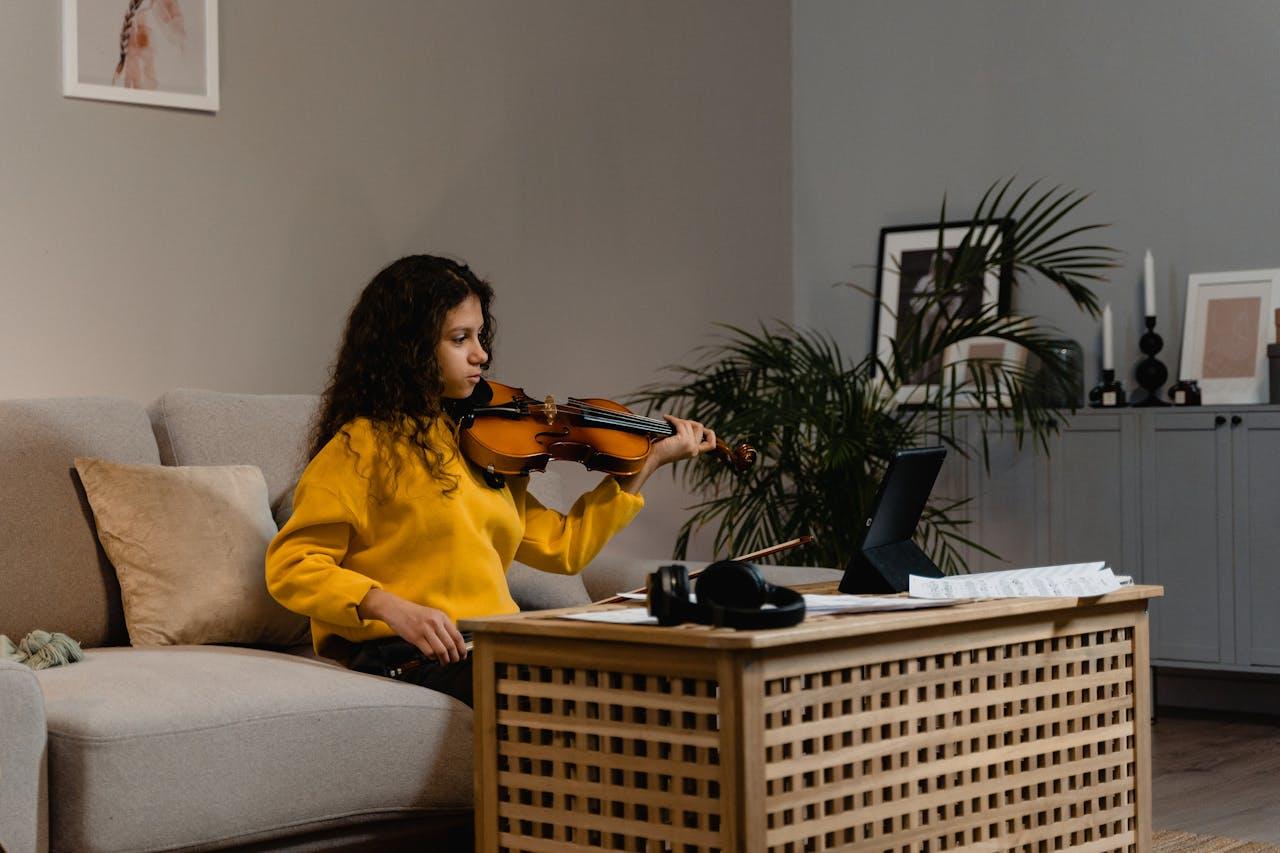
[0, 630, 84, 669]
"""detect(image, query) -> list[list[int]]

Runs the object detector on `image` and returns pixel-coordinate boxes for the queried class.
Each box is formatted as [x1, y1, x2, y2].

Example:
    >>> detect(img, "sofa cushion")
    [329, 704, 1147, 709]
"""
[0, 397, 161, 648]
[148, 388, 320, 523]
[36, 646, 472, 853]
[74, 457, 310, 648]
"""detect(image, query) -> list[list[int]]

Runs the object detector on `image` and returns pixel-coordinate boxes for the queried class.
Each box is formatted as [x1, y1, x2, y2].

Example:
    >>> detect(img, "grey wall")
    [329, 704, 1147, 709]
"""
[0, 0, 790, 560]
[794, 0, 1280, 387]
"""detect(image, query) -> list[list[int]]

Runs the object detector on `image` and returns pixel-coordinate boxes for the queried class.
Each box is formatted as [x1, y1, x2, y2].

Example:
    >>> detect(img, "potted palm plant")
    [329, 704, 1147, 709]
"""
[630, 179, 1119, 572]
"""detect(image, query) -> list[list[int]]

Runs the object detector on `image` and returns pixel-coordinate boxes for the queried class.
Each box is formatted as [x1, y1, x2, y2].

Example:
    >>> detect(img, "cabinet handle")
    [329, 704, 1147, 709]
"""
[1232, 414, 1243, 426]
[1215, 415, 1227, 426]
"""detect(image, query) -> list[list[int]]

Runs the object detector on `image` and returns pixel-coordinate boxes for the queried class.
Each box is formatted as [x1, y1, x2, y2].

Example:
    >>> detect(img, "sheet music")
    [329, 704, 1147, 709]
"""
[559, 608, 659, 625]
[564, 594, 957, 626]
[612, 591, 956, 613]
[800, 594, 958, 614]
[909, 562, 1125, 600]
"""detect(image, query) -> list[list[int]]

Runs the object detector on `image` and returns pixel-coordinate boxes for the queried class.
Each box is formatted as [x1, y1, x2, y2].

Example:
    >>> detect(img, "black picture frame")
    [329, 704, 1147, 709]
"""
[870, 219, 1015, 389]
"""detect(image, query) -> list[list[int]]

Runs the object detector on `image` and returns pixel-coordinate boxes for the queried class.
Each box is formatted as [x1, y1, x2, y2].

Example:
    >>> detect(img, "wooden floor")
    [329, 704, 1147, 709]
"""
[1154, 709, 1280, 843]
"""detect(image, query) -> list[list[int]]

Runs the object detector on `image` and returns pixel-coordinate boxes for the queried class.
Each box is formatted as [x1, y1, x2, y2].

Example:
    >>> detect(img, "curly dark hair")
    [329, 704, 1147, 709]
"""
[308, 255, 496, 496]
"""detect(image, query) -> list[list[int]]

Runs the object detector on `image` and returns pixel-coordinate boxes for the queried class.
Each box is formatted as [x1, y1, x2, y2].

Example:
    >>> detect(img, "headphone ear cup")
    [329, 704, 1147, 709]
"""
[695, 560, 767, 610]
[648, 564, 692, 626]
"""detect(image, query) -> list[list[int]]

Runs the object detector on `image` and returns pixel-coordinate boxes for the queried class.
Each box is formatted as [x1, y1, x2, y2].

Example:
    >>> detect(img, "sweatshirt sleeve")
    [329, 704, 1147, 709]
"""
[515, 475, 644, 575]
[265, 482, 383, 630]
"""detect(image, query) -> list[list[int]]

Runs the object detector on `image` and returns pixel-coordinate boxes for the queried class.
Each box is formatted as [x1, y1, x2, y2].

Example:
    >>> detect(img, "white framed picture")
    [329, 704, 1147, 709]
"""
[62, 0, 219, 112]
[892, 335, 1028, 408]
[1179, 269, 1280, 405]
[946, 335, 1029, 387]
[944, 335, 1028, 408]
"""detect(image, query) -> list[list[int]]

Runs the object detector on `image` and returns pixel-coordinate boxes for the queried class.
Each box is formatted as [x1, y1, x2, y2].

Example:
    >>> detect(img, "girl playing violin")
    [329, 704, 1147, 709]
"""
[265, 254, 715, 706]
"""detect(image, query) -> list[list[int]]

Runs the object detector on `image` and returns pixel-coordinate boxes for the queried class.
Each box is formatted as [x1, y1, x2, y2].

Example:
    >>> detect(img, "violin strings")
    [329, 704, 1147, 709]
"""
[576, 412, 676, 436]
[501, 394, 681, 436]
[559, 402, 675, 434]
[568, 399, 670, 422]
[518, 397, 673, 432]
[563, 398, 673, 428]
[549, 406, 673, 435]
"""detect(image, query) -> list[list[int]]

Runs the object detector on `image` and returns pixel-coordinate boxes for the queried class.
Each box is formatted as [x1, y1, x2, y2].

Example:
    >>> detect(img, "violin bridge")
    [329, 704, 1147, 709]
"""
[544, 395, 557, 425]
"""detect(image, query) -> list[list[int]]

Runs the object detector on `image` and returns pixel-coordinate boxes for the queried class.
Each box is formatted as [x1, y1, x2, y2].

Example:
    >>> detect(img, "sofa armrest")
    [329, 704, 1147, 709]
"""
[0, 660, 48, 853]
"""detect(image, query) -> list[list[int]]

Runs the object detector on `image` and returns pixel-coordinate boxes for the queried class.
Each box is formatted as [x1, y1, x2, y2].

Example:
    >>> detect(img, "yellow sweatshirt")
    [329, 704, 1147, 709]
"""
[265, 417, 643, 658]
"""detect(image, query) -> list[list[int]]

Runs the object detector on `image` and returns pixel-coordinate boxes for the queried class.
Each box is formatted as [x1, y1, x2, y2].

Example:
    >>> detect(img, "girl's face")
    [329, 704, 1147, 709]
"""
[437, 294, 488, 399]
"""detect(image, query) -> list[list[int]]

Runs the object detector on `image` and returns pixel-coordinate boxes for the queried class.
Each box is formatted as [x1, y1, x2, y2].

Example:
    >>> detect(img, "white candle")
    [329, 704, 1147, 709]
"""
[1144, 250, 1156, 318]
[1102, 303, 1114, 371]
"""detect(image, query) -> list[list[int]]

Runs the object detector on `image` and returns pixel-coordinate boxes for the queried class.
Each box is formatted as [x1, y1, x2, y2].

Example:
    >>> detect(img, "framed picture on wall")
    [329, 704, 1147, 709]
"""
[1179, 269, 1280, 404]
[62, 0, 220, 112]
[873, 220, 1013, 402]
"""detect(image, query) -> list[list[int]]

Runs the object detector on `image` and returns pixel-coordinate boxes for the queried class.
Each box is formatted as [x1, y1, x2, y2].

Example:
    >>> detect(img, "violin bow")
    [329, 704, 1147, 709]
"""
[592, 535, 816, 604]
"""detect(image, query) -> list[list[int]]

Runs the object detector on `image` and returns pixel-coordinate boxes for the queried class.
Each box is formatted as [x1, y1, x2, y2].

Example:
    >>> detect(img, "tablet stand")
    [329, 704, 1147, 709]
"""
[839, 539, 942, 594]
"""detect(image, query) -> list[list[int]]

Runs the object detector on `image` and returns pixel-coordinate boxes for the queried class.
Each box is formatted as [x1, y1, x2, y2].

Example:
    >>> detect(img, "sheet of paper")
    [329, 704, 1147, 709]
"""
[909, 562, 1123, 600]
[558, 608, 658, 625]
[592, 594, 958, 619]
[801, 594, 958, 613]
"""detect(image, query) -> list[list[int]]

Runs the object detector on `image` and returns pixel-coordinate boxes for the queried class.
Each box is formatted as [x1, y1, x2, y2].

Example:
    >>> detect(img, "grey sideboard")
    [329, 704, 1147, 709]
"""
[935, 405, 1280, 676]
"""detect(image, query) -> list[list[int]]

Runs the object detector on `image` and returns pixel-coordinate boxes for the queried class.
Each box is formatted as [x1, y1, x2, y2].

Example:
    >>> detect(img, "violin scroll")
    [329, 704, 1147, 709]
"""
[709, 439, 757, 474]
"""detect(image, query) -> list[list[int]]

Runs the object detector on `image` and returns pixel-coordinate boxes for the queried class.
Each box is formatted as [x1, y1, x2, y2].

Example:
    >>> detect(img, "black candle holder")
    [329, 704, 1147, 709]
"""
[1089, 368, 1127, 408]
[1132, 315, 1170, 406]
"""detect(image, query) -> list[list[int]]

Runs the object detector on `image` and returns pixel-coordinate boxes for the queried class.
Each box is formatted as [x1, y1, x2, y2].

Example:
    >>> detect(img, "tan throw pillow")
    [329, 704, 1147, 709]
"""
[74, 457, 309, 647]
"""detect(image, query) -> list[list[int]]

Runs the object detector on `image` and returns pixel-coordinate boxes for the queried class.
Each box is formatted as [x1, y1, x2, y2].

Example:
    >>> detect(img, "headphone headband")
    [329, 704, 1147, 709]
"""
[647, 561, 805, 630]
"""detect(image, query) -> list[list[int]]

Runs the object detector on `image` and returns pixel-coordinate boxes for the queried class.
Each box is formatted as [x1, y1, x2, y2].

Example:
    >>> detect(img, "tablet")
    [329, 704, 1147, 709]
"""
[838, 447, 947, 594]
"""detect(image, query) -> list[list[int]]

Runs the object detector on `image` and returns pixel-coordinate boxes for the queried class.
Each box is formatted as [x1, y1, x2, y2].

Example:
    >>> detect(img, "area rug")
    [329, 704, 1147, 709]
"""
[1155, 830, 1280, 851]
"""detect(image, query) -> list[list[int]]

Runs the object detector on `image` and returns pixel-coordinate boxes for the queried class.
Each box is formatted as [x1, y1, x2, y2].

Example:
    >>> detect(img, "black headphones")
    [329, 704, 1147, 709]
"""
[647, 560, 806, 630]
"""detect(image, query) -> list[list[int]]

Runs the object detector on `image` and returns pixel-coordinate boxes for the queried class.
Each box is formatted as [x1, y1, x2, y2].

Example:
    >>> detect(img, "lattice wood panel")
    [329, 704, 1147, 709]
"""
[477, 609, 1147, 853]
[762, 626, 1138, 852]
[491, 659, 725, 852]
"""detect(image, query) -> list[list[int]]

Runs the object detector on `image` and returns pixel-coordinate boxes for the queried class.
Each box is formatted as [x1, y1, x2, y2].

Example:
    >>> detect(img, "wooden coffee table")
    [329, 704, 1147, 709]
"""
[463, 583, 1162, 852]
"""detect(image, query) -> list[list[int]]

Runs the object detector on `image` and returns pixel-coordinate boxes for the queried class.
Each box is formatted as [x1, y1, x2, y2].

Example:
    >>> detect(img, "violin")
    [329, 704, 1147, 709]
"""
[455, 380, 756, 477]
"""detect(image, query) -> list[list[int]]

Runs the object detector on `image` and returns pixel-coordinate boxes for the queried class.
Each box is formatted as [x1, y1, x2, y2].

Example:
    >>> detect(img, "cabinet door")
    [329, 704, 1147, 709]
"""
[1143, 411, 1234, 664]
[1233, 411, 1280, 667]
[965, 417, 1049, 572]
[1048, 413, 1141, 577]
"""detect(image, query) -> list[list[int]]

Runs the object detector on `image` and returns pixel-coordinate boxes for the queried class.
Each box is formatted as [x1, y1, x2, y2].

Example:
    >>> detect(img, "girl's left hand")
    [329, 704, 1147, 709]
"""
[613, 415, 716, 494]
[647, 415, 716, 470]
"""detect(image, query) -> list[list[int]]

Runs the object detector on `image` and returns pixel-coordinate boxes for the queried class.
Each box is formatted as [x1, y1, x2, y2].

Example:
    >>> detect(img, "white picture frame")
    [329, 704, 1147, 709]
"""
[62, 0, 219, 113]
[1179, 269, 1280, 405]
[875, 221, 1011, 405]
[943, 335, 1029, 408]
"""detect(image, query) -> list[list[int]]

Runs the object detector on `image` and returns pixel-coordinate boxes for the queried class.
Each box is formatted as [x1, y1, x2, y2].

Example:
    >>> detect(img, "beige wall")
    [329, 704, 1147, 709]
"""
[0, 0, 790, 560]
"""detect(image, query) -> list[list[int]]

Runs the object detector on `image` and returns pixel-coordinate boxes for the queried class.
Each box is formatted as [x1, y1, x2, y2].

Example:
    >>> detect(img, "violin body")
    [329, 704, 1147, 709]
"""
[460, 382, 652, 476]
[457, 380, 755, 477]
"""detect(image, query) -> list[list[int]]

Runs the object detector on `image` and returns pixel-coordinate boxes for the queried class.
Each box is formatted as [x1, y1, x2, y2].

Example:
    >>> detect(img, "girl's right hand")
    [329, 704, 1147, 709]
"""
[358, 588, 468, 663]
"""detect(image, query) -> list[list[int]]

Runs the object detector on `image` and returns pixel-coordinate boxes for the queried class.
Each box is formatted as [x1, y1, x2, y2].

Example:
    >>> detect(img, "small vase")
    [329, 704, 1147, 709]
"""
[1037, 339, 1085, 408]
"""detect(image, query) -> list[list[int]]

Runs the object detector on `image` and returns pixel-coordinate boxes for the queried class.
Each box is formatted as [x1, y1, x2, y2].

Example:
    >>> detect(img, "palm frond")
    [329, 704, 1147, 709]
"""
[631, 179, 1113, 572]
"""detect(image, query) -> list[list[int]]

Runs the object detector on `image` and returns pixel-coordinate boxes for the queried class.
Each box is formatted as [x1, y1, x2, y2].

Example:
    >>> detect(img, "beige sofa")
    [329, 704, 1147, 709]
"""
[0, 389, 840, 853]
